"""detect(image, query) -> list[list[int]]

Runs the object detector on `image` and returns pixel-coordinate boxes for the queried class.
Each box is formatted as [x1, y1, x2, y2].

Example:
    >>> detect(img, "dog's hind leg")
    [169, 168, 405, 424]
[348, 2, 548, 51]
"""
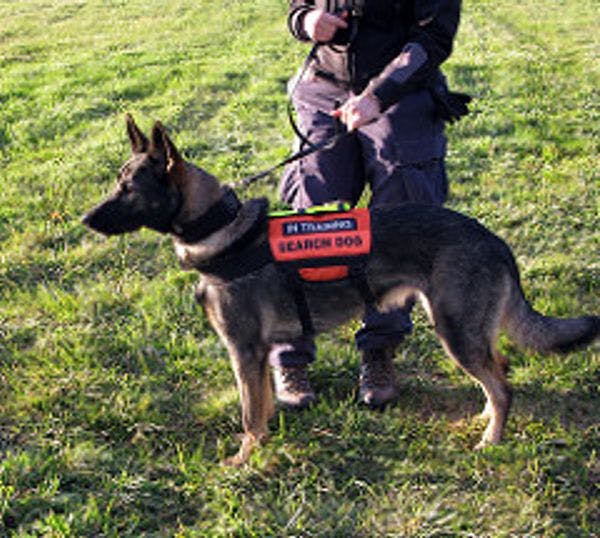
[479, 349, 510, 422]
[470, 358, 512, 448]
[225, 342, 273, 466]
[437, 331, 513, 449]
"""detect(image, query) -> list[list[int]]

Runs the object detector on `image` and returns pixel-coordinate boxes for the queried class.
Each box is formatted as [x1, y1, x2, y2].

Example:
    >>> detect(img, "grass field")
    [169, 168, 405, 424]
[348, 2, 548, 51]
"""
[0, 0, 598, 535]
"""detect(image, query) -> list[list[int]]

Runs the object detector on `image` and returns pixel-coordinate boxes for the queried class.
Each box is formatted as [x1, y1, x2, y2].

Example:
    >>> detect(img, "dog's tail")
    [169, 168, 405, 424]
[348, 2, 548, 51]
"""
[503, 282, 599, 354]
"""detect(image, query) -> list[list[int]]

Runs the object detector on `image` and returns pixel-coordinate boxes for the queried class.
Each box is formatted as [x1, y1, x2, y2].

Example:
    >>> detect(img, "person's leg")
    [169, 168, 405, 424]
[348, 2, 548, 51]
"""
[271, 78, 365, 408]
[268, 336, 317, 409]
[355, 90, 448, 407]
[356, 161, 448, 406]
[369, 159, 448, 208]
[279, 79, 364, 209]
[355, 302, 414, 407]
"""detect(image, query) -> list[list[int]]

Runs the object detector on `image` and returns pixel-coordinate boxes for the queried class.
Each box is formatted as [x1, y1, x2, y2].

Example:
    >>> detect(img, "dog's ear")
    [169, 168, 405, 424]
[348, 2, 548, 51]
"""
[149, 121, 168, 164]
[126, 113, 149, 154]
[163, 131, 183, 171]
[150, 122, 183, 172]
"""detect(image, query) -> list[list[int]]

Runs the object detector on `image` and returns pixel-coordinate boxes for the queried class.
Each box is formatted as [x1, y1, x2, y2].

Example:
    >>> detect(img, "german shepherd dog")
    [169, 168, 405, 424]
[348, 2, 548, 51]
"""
[83, 115, 599, 465]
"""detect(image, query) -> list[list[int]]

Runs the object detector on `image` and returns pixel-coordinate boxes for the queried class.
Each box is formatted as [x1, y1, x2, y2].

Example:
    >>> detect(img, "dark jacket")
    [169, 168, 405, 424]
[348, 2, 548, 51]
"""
[288, 0, 461, 109]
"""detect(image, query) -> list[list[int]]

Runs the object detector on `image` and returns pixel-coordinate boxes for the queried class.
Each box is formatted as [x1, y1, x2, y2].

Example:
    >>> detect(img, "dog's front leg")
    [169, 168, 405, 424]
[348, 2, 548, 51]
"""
[225, 343, 273, 466]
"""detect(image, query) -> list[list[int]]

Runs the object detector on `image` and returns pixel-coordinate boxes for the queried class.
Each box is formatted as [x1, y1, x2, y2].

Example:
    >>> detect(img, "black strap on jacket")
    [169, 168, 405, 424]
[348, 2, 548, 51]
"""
[349, 260, 377, 305]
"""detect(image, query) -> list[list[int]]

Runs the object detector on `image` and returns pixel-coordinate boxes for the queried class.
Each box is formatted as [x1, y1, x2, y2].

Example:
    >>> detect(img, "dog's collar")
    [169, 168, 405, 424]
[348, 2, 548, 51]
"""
[195, 199, 272, 280]
[172, 187, 242, 244]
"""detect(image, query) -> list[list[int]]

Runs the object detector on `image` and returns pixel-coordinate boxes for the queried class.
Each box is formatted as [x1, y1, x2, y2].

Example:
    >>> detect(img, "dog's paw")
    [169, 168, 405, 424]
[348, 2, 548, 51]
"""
[222, 432, 268, 467]
[475, 431, 503, 451]
[223, 452, 248, 467]
[474, 440, 489, 451]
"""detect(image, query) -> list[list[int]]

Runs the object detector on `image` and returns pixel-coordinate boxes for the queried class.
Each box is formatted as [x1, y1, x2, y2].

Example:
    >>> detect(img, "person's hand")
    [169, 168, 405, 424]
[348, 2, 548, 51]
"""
[331, 94, 381, 131]
[303, 8, 348, 43]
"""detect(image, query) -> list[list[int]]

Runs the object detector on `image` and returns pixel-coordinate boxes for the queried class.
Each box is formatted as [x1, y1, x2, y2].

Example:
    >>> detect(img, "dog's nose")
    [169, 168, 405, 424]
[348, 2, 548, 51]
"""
[81, 210, 99, 229]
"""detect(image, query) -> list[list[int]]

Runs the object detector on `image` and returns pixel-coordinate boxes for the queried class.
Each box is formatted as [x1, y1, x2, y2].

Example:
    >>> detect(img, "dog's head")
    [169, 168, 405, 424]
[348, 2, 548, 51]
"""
[83, 114, 184, 236]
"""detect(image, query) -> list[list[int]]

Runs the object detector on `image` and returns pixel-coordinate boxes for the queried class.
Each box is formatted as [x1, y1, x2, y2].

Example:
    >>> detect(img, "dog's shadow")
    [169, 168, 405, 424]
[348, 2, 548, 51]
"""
[249, 361, 599, 509]
[263, 347, 599, 474]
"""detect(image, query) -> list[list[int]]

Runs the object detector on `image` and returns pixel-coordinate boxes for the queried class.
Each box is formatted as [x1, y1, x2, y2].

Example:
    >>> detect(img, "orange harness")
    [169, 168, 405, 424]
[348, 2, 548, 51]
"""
[268, 206, 371, 281]
[195, 201, 376, 337]
[268, 205, 375, 336]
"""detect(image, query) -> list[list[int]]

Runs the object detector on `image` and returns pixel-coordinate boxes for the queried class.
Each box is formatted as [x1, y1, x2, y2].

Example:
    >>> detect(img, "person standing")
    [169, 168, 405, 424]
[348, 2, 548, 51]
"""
[270, 0, 469, 408]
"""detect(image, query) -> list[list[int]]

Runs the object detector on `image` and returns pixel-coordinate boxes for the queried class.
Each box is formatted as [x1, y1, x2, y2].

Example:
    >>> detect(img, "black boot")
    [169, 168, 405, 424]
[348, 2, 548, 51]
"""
[273, 365, 316, 409]
[358, 348, 399, 408]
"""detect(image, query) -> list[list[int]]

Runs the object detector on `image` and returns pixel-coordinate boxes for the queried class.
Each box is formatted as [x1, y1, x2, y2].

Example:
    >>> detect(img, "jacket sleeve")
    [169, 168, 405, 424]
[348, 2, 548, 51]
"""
[366, 0, 462, 111]
[288, 0, 316, 42]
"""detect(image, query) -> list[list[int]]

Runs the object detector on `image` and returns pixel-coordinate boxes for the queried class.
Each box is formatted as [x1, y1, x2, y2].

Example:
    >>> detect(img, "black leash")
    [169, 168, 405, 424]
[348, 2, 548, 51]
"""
[285, 43, 322, 154]
[233, 43, 350, 189]
[233, 129, 349, 189]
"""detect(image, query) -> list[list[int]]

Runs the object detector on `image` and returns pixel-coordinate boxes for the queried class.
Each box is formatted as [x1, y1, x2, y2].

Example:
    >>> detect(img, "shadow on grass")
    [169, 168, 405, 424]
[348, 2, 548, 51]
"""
[3, 348, 597, 535]
[514, 380, 599, 430]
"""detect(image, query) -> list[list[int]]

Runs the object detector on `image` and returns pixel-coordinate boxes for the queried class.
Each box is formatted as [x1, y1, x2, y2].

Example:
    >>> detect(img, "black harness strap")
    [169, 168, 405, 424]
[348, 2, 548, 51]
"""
[193, 200, 272, 281]
[283, 269, 316, 337]
[175, 187, 242, 244]
[291, 260, 377, 338]
[277, 261, 377, 339]
[349, 261, 377, 306]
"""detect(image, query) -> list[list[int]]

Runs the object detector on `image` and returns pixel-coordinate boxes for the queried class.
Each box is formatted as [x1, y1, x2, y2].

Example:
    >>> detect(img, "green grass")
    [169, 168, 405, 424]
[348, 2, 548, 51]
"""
[0, 0, 598, 535]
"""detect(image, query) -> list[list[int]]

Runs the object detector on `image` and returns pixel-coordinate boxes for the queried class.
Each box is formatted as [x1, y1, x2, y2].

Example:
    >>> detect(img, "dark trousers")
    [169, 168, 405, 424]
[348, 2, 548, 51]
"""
[269, 77, 448, 368]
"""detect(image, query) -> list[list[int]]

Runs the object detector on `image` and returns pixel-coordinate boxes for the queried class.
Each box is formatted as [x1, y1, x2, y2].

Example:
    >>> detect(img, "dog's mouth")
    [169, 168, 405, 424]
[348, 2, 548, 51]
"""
[81, 204, 143, 235]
